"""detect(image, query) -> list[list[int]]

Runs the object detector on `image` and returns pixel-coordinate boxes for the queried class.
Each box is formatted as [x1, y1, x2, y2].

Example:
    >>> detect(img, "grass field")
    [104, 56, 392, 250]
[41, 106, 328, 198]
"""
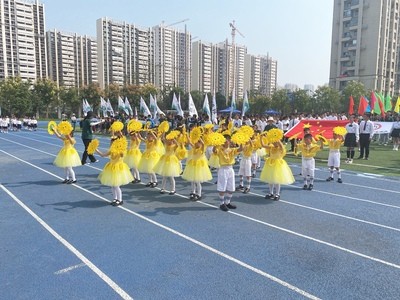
[285, 142, 400, 178]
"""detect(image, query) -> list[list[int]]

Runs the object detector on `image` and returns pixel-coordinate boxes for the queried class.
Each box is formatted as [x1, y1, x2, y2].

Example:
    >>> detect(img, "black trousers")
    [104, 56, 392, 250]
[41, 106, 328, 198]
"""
[81, 139, 97, 164]
[359, 133, 371, 158]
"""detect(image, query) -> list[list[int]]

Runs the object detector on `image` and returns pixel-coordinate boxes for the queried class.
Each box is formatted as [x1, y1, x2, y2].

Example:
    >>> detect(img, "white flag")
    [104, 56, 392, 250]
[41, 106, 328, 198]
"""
[149, 94, 157, 118]
[188, 93, 198, 117]
[125, 97, 133, 115]
[211, 89, 217, 124]
[154, 95, 165, 116]
[106, 99, 115, 117]
[118, 96, 129, 115]
[172, 93, 183, 117]
[202, 93, 210, 118]
[242, 90, 250, 117]
[230, 89, 236, 117]
[82, 99, 91, 116]
[100, 97, 107, 117]
[140, 97, 151, 117]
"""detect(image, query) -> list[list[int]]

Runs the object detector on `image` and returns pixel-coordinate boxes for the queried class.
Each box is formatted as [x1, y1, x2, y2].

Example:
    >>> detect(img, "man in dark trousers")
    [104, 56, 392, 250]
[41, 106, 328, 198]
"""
[81, 111, 105, 165]
[358, 113, 374, 160]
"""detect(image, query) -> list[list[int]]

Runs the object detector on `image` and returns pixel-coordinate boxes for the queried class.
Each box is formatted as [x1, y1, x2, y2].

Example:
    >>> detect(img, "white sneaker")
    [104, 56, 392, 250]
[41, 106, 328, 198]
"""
[348, 159, 353, 164]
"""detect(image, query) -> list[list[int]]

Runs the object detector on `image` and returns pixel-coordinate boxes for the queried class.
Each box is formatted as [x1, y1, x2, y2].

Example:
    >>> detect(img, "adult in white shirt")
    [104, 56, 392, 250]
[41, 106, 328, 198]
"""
[358, 113, 374, 160]
[390, 114, 400, 150]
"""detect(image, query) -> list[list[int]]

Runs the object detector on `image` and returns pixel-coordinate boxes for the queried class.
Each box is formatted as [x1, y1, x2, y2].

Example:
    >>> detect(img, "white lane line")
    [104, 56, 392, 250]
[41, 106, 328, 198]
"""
[0, 150, 319, 300]
[0, 184, 133, 300]
[54, 263, 86, 275]
[249, 191, 400, 233]
[4, 151, 400, 274]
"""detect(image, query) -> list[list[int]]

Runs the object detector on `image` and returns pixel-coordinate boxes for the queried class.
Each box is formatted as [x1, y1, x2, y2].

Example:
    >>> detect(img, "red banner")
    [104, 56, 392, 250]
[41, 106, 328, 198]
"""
[284, 120, 348, 139]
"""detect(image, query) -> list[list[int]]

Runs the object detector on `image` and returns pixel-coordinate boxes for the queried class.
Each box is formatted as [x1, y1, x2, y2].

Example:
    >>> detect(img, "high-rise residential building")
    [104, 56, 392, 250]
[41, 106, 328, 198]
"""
[284, 83, 299, 92]
[47, 29, 98, 88]
[244, 54, 277, 97]
[192, 40, 215, 93]
[96, 17, 153, 89]
[330, 0, 400, 95]
[0, 0, 47, 81]
[153, 24, 191, 92]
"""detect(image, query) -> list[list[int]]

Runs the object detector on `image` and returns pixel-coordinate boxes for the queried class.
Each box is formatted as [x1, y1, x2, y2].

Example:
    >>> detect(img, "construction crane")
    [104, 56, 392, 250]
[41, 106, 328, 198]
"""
[161, 18, 190, 27]
[228, 20, 245, 103]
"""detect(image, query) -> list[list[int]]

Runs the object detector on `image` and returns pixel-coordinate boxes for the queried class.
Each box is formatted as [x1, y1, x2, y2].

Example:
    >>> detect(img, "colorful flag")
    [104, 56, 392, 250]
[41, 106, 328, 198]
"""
[370, 91, 377, 113]
[394, 96, 400, 113]
[172, 93, 183, 117]
[358, 96, 368, 116]
[211, 89, 218, 124]
[242, 90, 250, 117]
[384, 94, 392, 112]
[202, 93, 211, 118]
[348, 95, 354, 115]
[124, 97, 133, 115]
[140, 97, 151, 116]
[188, 92, 198, 117]
[378, 96, 385, 117]
[284, 119, 348, 140]
[106, 99, 114, 117]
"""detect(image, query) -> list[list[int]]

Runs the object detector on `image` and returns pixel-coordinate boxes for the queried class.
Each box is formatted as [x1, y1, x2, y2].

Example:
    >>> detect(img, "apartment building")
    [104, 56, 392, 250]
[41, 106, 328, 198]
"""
[97, 17, 153, 89]
[47, 29, 97, 88]
[244, 54, 277, 97]
[330, 0, 400, 94]
[0, 0, 47, 81]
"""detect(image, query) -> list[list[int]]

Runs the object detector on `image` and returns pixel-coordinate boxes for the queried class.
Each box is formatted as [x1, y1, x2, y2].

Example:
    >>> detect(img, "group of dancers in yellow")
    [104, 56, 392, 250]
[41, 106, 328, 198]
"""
[48, 118, 346, 210]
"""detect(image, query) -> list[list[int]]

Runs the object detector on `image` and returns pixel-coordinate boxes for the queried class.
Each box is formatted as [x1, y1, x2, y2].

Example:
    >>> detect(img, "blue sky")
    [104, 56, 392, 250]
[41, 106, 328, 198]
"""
[43, 0, 333, 89]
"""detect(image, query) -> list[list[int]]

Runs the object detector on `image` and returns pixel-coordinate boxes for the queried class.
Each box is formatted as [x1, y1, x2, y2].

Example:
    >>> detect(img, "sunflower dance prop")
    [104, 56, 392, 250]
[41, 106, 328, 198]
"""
[266, 128, 283, 143]
[158, 121, 170, 134]
[231, 132, 250, 145]
[127, 119, 142, 133]
[315, 134, 328, 145]
[190, 126, 202, 144]
[333, 126, 347, 136]
[207, 132, 226, 146]
[238, 125, 254, 137]
[57, 121, 73, 135]
[47, 121, 57, 135]
[110, 121, 124, 133]
[110, 136, 128, 154]
[166, 130, 180, 140]
[87, 139, 100, 155]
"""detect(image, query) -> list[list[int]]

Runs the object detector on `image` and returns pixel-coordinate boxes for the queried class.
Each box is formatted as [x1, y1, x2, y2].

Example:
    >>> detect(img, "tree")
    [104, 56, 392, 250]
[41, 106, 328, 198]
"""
[59, 86, 80, 116]
[80, 83, 103, 113]
[292, 89, 312, 113]
[341, 80, 366, 113]
[249, 94, 271, 114]
[313, 86, 341, 114]
[32, 79, 58, 118]
[271, 89, 292, 115]
[0, 77, 32, 117]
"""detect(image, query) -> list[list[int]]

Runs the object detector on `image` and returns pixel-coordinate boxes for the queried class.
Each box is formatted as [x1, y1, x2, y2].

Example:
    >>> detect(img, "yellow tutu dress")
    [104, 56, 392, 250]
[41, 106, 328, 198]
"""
[208, 150, 220, 168]
[98, 152, 134, 186]
[138, 139, 161, 173]
[182, 145, 212, 182]
[53, 138, 81, 168]
[153, 143, 182, 177]
[259, 147, 295, 185]
[175, 133, 188, 160]
[124, 138, 142, 168]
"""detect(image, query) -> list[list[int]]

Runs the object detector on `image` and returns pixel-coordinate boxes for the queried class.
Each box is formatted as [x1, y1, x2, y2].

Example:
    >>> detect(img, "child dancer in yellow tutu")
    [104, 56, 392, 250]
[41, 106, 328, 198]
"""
[153, 130, 181, 194]
[260, 129, 295, 201]
[124, 131, 142, 183]
[52, 121, 81, 184]
[137, 130, 160, 187]
[182, 128, 212, 200]
[96, 122, 133, 206]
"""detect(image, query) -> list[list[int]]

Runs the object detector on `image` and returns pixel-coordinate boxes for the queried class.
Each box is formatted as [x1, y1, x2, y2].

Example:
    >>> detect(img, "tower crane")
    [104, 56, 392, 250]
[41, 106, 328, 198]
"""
[228, 20, 245, 103]
[162, 18, 190, 27]
[229, 20, 245, 49]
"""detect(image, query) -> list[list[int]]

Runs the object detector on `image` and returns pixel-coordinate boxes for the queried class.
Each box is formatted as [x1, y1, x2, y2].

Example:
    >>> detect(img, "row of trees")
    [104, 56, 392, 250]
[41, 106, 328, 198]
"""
[0, 77, 375, 118]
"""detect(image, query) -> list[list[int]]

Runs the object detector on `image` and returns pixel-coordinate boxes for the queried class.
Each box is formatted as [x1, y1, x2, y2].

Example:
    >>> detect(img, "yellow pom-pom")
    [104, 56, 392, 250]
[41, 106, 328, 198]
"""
[166, 130, 180, 140]
[110, 136, 128, 154]
[57, 121, 73, 135]
[333, 126, 347, 136]
[221, 129, 231, 136]
[207, 132, 226, 146]
[158, 121, 170, 134]
[266, 128, 283, 143]
[110, 121, 124, 132]
[203, 123, 214, 130]
[190, 127, 202, 144]
[47, 121, 57, 135]
[315, 134, 328, 145]
[127, 120, 142, 133]
[231, 132, 250, 145]
[87, 139, 99, 155]
[238, 125, 254, 137]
